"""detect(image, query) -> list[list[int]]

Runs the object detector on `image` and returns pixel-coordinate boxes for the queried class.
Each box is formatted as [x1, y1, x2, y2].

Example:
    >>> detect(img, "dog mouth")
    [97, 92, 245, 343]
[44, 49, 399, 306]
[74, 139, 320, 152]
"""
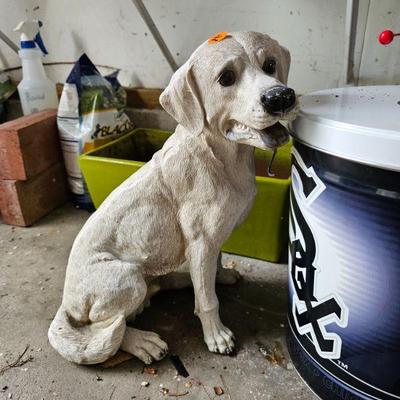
[226, 121, 289, 150]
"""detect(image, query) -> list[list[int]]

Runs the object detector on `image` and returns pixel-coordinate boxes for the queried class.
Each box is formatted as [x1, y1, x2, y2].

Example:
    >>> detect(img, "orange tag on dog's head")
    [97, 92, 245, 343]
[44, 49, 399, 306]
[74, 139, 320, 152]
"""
[208, 31, 229, 44]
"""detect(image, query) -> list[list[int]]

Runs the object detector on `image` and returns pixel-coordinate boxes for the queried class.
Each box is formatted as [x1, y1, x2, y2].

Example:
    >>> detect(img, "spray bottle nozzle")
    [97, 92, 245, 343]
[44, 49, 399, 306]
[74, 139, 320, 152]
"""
[14, 19, 48, 55]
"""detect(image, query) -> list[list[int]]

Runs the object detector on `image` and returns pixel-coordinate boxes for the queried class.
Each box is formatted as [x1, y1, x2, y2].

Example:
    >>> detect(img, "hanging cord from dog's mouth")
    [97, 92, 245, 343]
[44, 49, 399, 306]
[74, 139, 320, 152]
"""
[267, 148, 277, 177]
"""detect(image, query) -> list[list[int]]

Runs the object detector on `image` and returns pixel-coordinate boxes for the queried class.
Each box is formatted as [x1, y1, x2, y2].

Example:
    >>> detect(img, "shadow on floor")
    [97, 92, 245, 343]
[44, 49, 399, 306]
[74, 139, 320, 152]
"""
[131, 278, 288, 359]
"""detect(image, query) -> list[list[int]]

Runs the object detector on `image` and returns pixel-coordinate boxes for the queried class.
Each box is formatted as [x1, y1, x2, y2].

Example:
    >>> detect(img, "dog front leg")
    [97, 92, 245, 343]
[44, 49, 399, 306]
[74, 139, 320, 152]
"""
[188, 242, 235, 354]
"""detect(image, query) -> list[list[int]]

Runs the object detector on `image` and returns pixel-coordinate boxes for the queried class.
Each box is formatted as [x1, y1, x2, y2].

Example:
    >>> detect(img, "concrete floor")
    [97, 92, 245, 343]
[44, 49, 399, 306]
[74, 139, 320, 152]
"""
[0, 204, 317, 400]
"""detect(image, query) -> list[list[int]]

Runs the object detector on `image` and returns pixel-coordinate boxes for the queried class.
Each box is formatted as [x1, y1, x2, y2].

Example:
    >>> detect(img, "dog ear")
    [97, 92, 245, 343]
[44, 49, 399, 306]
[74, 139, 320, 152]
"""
[278, 45, 291, 84]
[160, 63, 205, 135]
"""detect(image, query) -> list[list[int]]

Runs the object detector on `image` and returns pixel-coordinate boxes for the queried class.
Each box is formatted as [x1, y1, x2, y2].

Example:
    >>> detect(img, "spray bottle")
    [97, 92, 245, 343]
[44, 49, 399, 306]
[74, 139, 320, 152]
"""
[14, 20, 58, 115]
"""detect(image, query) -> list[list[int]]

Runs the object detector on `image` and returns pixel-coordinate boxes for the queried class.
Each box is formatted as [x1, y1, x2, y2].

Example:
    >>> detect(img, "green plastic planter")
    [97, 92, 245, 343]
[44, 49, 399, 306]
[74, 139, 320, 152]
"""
[79, 128, 291, 262]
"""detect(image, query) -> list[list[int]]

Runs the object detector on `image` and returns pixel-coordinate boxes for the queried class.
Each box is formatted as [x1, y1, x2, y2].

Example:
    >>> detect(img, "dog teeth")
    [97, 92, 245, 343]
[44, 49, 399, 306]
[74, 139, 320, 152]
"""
[235, 123, 250, 132]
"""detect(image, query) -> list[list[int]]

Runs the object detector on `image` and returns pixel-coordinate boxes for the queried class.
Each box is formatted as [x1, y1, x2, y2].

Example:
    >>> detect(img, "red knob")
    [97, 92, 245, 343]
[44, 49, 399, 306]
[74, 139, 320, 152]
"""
[379, 30, 394, 45]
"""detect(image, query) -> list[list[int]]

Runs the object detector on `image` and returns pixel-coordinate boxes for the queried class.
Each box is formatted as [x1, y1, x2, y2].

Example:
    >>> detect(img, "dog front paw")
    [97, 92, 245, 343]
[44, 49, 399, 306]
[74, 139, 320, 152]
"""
[199, 310, 235, 354]
[204, 322, 235, 354]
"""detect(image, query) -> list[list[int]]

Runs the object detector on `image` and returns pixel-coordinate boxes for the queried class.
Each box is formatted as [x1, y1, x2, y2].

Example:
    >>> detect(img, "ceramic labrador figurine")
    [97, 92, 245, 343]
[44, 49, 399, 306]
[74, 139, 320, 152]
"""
[48, 31, 298, 365]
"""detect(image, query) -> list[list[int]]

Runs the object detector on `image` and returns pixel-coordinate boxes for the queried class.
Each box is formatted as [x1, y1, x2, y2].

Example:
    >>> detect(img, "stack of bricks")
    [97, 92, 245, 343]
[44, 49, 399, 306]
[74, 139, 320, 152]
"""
[0, 109, 69, 226]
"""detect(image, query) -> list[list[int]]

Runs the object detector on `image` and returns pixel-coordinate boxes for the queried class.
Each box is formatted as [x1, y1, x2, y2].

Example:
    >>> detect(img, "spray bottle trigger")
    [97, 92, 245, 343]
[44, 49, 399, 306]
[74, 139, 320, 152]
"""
[34, 31, 48, 55]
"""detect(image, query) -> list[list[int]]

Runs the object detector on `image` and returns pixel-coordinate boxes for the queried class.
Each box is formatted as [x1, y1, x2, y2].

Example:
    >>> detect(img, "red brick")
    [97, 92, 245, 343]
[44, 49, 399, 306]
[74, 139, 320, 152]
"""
[0, 162, 69, 226]
[0, 109, 62, 180]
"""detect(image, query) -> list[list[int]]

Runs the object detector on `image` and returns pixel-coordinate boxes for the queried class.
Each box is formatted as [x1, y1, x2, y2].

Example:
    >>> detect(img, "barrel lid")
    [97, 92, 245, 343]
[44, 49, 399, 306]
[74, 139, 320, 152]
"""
[289, 85, 400, 171]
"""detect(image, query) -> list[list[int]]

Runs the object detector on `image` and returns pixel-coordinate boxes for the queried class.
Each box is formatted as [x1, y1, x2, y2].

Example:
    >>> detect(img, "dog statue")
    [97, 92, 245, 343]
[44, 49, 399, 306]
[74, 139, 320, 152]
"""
[48, 31, 298, 365]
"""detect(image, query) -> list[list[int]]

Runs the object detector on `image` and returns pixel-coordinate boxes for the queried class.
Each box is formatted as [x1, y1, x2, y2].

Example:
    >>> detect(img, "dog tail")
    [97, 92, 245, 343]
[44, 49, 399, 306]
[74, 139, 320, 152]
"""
[48, 307, 126, 364]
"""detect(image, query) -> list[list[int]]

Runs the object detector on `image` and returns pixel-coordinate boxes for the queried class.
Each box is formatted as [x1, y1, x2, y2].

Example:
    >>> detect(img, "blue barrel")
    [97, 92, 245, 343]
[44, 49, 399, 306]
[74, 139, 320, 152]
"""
[287, 86, 400, 400]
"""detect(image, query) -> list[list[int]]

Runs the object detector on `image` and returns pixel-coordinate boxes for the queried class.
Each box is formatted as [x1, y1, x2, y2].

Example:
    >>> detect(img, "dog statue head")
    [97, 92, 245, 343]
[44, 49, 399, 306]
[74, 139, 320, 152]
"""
[160, 31, 299, 150]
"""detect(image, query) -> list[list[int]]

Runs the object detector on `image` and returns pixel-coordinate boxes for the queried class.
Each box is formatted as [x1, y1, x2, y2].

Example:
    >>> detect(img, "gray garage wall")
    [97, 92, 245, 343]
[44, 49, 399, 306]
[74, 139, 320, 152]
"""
[0, 0, 399, 93]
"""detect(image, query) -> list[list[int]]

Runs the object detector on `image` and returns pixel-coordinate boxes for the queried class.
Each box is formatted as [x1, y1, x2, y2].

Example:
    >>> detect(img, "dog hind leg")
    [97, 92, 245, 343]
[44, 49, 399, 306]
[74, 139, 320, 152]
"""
[49, 258, 168, 364]
[88, 259, 169, 364]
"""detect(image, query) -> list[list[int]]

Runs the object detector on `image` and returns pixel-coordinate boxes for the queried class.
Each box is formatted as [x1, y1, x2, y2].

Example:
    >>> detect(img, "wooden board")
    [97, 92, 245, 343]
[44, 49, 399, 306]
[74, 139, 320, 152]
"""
[56, 84, 163, 110]
[125, 87, 163, 110]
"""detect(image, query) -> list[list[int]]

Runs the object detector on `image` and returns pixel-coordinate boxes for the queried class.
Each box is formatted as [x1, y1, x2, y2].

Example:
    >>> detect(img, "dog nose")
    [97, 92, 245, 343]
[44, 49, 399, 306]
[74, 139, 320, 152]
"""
[261, 86, 296, 114]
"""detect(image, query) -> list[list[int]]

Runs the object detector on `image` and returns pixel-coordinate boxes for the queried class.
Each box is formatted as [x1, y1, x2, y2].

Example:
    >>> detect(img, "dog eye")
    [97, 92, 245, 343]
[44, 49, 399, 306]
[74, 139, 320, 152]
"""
[218, 70, 236, 87]
[262, 58, 276, 75]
